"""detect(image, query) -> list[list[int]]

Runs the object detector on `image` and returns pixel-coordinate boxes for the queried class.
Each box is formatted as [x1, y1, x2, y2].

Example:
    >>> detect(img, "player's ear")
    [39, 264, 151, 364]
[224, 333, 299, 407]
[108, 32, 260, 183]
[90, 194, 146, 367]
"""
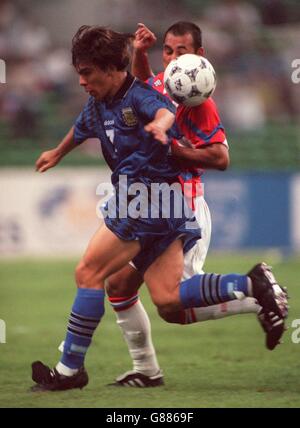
[197, 47, 205, 57]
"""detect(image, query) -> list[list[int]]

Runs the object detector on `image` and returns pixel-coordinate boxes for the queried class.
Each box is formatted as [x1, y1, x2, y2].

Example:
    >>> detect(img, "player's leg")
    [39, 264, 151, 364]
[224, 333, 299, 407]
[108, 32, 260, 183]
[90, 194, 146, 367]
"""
[144, 238, 287, 339]
[75, 223, 141, 290]
[105, 196, 257, 386]
[31, 224, 141, 391]
[164, 196, 260, 324]
[105, 196, 256, 388]
[107, 265, 163, 386]
[144, 238, 184, 313]
[144, 238, 253, 314]
[105, 238, 188, 387]
[170, 198, 284, 349]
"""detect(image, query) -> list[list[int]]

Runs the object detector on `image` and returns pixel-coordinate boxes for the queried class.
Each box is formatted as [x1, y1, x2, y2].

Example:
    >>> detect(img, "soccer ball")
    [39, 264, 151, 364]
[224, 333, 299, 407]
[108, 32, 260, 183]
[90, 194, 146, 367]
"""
[164, 54, 216, 107]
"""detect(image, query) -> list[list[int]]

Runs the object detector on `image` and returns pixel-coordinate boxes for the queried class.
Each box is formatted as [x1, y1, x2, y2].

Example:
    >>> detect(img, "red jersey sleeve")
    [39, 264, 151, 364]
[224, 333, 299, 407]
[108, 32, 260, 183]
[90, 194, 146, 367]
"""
[176, 98, 227, 148]
[146, 72, 166, 96]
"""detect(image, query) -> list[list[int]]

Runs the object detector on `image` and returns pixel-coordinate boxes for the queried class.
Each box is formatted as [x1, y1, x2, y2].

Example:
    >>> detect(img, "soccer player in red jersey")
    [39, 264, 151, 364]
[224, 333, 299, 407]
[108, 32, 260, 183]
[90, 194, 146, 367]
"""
[105, 23, 287, 387]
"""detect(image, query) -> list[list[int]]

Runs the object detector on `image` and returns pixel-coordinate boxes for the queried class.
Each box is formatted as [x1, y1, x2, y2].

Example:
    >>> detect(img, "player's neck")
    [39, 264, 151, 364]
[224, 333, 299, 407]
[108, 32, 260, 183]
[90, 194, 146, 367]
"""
[106, 71, 128, 100]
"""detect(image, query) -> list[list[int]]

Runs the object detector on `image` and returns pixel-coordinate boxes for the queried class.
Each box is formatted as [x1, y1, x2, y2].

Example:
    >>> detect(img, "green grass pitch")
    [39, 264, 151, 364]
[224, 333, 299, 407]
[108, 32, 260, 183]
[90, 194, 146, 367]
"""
[0, 253, 300, 408]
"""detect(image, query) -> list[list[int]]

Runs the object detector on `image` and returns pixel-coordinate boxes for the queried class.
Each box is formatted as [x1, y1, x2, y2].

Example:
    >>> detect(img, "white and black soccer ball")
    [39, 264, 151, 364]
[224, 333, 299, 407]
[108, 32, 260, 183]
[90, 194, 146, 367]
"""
[164, 54, 217, 107]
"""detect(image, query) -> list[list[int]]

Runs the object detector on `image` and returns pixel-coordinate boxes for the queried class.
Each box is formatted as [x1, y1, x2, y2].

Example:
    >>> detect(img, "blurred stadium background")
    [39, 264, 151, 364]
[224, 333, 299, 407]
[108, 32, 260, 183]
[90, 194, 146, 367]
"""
[1, 0, 300, 408]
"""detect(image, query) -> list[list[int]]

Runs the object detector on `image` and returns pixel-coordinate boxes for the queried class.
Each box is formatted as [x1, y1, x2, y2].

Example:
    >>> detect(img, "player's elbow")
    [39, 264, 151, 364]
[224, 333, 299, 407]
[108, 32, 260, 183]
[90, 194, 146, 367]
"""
[216, 151, 230, 171]
[217, 158, 229, 171]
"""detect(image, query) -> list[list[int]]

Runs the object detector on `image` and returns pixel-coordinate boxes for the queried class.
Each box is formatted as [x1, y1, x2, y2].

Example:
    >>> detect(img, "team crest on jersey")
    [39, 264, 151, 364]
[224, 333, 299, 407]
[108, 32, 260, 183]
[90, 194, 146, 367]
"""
[122, 107, 138, 127]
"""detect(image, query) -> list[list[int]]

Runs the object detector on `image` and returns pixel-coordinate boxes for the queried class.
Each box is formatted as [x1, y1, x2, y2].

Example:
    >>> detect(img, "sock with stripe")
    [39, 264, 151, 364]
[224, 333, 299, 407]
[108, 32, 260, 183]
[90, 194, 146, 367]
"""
[179, 298, 260, 324]
[109, 294, 161, 377]
[180, 273, 252, 309]
[57, 288, 105, 375]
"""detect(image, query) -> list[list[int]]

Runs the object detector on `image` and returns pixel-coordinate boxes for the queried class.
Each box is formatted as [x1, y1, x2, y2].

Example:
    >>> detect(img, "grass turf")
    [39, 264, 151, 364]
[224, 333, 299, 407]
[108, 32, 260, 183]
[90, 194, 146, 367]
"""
[0, 254, 300, 408]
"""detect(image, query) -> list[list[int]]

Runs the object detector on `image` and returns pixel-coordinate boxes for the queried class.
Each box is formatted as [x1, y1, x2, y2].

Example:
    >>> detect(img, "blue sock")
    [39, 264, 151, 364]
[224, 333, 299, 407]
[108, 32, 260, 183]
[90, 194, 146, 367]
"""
[61, 288, 105, 369]
[179, 273, 249, 309]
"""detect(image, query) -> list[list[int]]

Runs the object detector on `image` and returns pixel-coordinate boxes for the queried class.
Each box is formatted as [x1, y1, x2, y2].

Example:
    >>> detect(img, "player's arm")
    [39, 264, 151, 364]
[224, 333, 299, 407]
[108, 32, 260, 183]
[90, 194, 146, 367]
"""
[36, 126, 78, 173]
[36, 96, 96, 173]
[171, 142, 230, 171]
[173, 101, 230, 170]
[131, 23, 156, 81]
[144, 108, 175, 145]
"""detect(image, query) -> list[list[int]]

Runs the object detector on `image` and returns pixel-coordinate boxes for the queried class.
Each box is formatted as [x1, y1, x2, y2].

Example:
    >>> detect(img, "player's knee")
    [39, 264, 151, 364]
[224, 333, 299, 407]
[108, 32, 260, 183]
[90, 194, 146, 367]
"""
[106, 277, 118, 297]
[151, 292, 179, 314]
[148, 277, 181, 313]
[75, 260, 104, 289]
[106, 275, 131, 298]
[75, 261, 89, 287]
[157, 308, 182, 324]
[107, 267, 142, 298]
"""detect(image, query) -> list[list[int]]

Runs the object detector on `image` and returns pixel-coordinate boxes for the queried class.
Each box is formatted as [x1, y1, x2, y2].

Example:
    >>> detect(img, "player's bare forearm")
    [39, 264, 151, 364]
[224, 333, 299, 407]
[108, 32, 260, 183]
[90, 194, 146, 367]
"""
[131, 49, 153, 80]
[171, 142, 230, 171]
[36, 126, 79, 173]
[54, 126, 79, 158]
[153, 108, 175, 132]
[131, 23, 156, 81]
[144, 108, 175, 145]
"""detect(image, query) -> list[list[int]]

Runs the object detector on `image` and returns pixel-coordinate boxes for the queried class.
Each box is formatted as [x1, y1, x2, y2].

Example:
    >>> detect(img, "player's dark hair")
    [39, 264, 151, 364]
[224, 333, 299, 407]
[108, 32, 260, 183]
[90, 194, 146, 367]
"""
[164, 21, 202, 50]
[72, 25, 134, 71]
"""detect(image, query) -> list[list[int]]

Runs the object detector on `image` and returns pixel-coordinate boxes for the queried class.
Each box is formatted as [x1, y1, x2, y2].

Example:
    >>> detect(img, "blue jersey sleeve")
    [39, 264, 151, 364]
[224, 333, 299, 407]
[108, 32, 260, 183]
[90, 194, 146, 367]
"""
[133, 85, 176, 122]
[74, 97, 98, 144]
[132, 84, 180, 139]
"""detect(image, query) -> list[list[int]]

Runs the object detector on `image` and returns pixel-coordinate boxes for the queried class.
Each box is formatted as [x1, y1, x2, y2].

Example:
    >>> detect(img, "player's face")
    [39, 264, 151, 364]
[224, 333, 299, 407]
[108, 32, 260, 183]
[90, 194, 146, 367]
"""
[163, 32, 204, 69]
[77, 64, 114, 100]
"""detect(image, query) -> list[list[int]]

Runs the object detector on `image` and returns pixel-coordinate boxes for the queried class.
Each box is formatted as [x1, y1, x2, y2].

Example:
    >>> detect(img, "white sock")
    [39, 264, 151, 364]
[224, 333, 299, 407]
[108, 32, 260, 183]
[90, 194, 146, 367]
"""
[185, 298, 260, 323]
[110, 296, 160, 377]
[56, 361, 78, 377]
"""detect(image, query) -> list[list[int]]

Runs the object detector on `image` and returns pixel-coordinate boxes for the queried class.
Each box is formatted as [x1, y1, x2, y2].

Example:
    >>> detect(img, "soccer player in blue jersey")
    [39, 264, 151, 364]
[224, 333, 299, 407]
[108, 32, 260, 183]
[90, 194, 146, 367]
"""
[31, 25, 288, 391]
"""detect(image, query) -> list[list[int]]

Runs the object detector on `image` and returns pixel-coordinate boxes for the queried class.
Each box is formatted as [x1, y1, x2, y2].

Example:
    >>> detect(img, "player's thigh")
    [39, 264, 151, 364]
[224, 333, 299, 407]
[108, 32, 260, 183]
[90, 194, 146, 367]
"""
[78, 223, 141, 280]
[107, 263, 143, 297]
[144, 239, 184, 308]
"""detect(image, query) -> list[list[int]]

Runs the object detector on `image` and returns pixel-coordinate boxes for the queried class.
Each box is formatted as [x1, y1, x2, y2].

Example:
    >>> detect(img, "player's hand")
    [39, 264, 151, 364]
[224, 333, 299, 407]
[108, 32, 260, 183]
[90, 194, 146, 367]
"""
[35, 149, 62, 173]
[134, 23, 157, 52]
[171, 140, 195, 157]
[145, 122, 168, 145]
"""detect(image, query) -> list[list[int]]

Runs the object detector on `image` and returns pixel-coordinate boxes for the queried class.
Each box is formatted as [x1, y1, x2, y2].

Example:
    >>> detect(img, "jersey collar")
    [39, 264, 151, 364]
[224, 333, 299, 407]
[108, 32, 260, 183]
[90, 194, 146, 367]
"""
[107, 72, 135, 104]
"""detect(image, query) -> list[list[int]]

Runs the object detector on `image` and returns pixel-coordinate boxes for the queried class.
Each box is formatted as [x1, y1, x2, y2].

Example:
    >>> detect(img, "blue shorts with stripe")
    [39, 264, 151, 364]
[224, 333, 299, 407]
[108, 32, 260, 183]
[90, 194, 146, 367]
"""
[102, 184, 201, 275]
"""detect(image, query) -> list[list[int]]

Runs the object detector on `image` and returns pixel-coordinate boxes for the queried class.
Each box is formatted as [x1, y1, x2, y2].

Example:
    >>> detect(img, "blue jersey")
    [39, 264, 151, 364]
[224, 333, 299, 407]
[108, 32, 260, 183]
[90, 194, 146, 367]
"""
[74, 73, 201, 275]
[74, 73, 181, 188]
